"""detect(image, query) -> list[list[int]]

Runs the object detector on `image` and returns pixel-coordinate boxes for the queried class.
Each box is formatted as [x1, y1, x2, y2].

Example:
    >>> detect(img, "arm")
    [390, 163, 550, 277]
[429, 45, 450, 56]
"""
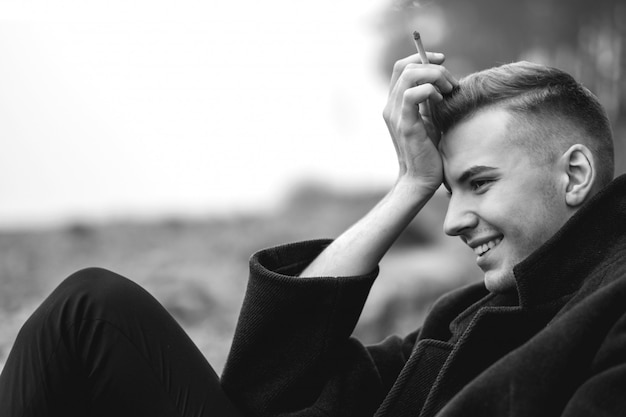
[300, 52, 457, 277]
[221, 241, 418, 417]
[222, 54, 458, 416]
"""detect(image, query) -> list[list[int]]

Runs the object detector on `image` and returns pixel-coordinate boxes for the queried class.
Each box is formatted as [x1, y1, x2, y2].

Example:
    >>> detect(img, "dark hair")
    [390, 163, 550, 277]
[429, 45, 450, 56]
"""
[431, 61, 614, 185]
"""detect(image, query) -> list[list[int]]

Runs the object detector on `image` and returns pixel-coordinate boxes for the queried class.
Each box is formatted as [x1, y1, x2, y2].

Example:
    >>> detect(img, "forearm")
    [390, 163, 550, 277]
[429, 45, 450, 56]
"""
[222, 242, 384, 416]
[300, 179, 436, 277]
[298, 53, 454, 278]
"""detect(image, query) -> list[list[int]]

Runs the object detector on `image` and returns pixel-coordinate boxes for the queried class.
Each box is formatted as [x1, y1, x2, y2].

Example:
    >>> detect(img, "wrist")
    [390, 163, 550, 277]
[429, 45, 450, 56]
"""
[392, 176, 440, 207]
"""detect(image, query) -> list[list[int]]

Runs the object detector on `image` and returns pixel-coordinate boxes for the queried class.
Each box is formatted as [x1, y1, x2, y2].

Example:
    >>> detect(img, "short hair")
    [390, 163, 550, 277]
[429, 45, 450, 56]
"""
[431, 61, 615, 186]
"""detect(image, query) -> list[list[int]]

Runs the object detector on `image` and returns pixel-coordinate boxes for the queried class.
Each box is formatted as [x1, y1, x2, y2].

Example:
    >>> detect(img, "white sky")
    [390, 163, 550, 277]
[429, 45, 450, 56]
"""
[0, 0, 397, 229]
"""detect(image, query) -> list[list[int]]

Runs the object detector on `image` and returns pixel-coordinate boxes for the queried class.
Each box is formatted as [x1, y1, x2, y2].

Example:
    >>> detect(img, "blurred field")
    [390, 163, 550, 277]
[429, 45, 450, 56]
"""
[0, 184, 481, 374]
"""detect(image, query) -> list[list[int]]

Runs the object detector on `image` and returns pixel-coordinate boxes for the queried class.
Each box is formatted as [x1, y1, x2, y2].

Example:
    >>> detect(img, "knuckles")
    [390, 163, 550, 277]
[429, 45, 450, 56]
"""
[382, 108, 391, 124]
[391, 53, 449, 77]
[400, 83, 438, 101]
[392, 58, 409, 75]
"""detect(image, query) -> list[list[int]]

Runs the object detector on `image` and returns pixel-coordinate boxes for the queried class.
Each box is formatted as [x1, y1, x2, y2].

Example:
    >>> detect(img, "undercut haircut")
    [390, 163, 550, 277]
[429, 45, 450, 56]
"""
[431, 61, 615, 186]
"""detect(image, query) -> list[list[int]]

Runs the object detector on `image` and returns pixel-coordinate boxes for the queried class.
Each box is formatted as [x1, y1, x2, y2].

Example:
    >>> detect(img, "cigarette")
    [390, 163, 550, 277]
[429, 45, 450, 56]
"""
[412, 31, 432, 114]
[412, 31, 430, 64]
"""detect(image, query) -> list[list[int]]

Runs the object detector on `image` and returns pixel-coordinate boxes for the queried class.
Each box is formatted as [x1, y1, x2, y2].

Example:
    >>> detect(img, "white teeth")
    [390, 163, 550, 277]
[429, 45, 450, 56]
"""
[473, 238, 502, 256]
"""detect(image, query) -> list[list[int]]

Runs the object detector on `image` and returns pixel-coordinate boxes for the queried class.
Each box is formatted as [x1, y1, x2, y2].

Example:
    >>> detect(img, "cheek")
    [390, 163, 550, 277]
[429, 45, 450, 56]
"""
[482, 187, 554, 240]
[502, 204, 534, 245]
[506, 189, 564, 253]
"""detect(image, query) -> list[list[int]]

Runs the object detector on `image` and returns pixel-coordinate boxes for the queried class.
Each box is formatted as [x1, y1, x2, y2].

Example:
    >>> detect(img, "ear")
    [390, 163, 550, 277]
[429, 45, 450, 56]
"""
[560, 144, 595, 207]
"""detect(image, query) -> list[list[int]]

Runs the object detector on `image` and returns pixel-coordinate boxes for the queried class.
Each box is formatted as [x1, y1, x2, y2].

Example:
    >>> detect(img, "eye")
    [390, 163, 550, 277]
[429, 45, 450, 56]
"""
[470, 179, 493, 192]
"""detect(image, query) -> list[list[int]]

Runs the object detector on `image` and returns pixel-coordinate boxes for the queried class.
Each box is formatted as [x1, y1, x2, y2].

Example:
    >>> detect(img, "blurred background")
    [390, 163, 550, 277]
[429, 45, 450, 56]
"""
[1, 0, 624, 373]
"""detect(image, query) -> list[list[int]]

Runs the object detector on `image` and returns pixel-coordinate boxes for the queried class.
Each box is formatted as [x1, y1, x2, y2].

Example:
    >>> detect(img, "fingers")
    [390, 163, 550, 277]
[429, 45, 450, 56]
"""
[382, 53, 448, 189]
[387, 64, 455, 125]
[384, 52, 457, 135]
[389, 52, 449, 87]
[400, 83, 443, 126]
[395, 64, 456, 96]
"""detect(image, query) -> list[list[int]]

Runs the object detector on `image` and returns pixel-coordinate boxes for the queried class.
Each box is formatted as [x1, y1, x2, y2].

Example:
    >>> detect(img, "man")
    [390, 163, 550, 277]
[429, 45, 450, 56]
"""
[1, 52, 624, 416]
[220, 53, 625, 416]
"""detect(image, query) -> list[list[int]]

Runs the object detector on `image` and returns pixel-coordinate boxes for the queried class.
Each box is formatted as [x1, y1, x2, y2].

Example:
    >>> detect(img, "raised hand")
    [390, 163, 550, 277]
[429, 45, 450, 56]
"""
[299, 52, 457, 278]
[383, 52, 458, 194]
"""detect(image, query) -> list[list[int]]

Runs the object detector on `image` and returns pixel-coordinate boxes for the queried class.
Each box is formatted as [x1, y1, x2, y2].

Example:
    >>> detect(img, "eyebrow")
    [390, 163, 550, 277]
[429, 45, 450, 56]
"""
[458, 165, 499, 184]
[443, 165, 499, 193]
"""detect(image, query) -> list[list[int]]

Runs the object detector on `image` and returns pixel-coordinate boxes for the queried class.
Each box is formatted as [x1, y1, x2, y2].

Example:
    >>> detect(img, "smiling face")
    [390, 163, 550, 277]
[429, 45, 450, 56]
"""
[439, 107, 574, 293]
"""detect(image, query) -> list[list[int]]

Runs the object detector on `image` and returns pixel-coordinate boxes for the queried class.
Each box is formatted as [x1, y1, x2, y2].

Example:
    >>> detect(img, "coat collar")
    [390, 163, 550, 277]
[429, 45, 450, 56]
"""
[513, 174, 626, 308]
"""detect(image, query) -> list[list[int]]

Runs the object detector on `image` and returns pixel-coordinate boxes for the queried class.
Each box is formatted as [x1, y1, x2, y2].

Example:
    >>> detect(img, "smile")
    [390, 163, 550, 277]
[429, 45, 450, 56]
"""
[473, 237, 502, 257]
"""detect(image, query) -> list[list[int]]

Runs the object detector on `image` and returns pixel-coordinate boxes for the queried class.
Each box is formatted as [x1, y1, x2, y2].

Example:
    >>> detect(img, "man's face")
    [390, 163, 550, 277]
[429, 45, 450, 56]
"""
[439, 108, 572, 293]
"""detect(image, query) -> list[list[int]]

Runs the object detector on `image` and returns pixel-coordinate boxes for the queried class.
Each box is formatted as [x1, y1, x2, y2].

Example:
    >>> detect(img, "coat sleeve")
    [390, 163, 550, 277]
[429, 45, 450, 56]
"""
[560, 309, 626, 416]
[220, 240, 417, 417]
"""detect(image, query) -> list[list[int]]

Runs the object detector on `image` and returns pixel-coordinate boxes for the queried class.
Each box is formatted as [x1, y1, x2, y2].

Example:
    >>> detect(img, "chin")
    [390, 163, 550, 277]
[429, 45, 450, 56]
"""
[483, 269, 517, 294]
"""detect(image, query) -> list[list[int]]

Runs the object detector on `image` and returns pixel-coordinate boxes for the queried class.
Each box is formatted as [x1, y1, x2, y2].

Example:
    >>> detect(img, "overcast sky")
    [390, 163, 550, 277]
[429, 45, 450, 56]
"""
[0, 0, 398, 229]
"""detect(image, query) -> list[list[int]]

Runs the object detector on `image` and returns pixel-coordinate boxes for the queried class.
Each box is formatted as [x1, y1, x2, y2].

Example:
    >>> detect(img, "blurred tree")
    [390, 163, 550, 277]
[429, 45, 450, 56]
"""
[377, 0, 626, 173]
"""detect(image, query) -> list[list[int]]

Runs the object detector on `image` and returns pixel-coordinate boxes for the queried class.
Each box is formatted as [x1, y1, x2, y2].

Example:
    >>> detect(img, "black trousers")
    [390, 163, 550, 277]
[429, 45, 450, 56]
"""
[0, 267, 243, 417]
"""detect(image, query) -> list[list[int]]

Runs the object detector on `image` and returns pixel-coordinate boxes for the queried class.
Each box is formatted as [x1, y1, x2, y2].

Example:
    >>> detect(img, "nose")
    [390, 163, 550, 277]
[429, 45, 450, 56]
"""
[443, 195, 479, 236]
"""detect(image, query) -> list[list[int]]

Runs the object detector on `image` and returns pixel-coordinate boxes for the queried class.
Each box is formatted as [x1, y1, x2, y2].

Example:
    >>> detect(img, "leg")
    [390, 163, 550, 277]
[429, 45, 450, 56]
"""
[0, 267, 243, 417]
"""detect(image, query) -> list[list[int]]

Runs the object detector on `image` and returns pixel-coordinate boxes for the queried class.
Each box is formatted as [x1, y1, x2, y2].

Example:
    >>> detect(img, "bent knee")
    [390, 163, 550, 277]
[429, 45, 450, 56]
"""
[55, 267, 154, 315]
[61, 267, 132, 295]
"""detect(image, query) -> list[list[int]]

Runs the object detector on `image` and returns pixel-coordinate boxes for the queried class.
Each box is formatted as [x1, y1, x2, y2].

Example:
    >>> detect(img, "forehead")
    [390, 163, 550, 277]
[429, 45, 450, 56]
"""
[439, 108, 519, 176]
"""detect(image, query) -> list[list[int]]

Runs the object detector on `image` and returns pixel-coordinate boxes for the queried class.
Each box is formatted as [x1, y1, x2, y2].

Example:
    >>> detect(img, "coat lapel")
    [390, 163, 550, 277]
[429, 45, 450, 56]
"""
[419, 303, 560, 417]
[374, 339, 452, 417]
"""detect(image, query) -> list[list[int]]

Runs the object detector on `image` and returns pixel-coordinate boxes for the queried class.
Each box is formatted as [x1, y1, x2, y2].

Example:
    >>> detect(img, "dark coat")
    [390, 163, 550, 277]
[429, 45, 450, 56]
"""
[221, 175, 626, 417]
